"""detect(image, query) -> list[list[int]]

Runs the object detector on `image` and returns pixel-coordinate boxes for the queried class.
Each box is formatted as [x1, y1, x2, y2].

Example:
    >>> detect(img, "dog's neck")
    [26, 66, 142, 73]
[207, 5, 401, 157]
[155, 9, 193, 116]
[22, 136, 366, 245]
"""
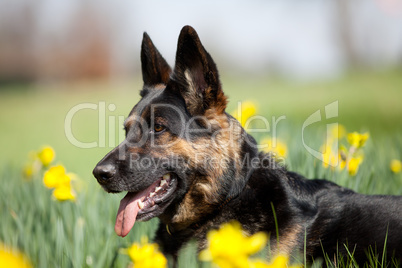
[155, 152, 288, 258]
[164, 193, 238, 236]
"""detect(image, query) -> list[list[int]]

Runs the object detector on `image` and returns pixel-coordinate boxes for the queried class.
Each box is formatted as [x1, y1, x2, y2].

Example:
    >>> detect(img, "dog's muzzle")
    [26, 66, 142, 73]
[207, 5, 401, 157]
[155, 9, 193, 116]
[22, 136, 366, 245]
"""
[93, 164, 116, 185]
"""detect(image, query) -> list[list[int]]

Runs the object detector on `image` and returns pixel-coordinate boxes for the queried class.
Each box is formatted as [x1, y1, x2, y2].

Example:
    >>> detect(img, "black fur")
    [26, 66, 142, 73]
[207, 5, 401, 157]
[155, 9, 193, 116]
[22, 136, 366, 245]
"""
[93, 26, 402, 266]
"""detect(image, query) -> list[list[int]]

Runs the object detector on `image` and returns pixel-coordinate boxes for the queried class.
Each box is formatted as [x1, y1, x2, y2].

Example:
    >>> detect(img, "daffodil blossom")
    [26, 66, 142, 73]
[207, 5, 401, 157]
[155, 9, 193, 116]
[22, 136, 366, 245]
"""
[260, 137, 287, 158]
[43, 165, 77, 202]
[0, 244, 32, 268]
[347, 132, 369, 148]
[124, 237, 167, 268]
[231, 101, 257, 128]
[37, 146, 55, 166]
[52, 184, 76, 201]
[43, 165, 70, 189]
[347, 156, 363, 176]
[390, 159, 402, 173]
[200, 221, 267, 268]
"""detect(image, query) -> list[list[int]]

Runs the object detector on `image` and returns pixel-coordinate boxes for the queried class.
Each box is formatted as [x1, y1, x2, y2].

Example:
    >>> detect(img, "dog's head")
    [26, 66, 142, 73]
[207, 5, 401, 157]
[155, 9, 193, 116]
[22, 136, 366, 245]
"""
[93, 26, 258, 236]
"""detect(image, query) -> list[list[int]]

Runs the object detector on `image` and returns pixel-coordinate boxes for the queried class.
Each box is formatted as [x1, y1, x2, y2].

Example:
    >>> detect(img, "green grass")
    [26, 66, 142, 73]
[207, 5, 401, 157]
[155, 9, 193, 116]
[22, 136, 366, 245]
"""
[1, 69, 402, 267]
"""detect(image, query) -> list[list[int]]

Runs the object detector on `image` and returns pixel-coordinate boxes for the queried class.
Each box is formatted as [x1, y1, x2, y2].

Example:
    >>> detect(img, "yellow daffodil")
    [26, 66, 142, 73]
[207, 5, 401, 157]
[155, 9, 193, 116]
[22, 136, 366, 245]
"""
[0, 244, 32, 268]
[23, 150, 42, 178]
[23, 163, 34, 178]
[329, 124, 346, 140]
[390, 159, 402, 173]
[260, 137, 287, 158]
[321, 127, 368, 175]
[124, 237, 167, 268]
[269, 255, 290, 268]
[199, 221, 267, 268]
[43, 165, 70, 189]
[347, 132, 369, 148]
[231, 101, 257, 128]
[52, 184, 76, 201]
[347, 156, 363, 176]
[338, 145, 348, 170]
[321, 146, 338, 168]
[251, 259, 270, 268]
[339, 158, 346, 170]
[321, 143, 348, 170]
[43, 165, 77, 202]
[37, 146, 55, 166]
[23, 161, 41, 179]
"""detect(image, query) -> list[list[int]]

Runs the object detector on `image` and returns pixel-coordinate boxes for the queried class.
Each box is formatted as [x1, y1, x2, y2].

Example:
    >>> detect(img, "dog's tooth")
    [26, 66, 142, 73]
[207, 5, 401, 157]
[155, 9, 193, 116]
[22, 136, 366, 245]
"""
[150, 192, 156, 198]
[155, 186, 162, 192]
[163, 174, 170, 180]
[161, 179, 167, 187]
[138, 200, 144, 209]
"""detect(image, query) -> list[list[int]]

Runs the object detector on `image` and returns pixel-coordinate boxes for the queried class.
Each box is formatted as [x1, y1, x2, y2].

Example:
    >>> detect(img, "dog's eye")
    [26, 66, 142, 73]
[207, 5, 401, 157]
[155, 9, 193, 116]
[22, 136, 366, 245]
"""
[154, 124, 165, 133]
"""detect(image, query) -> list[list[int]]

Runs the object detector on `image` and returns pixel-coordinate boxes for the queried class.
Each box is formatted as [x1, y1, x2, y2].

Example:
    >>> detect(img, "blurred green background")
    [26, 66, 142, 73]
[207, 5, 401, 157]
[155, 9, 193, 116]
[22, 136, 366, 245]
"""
[1, 71, 402, 267]
[1, 70, 401, 176]
[1, 1, 402, 267]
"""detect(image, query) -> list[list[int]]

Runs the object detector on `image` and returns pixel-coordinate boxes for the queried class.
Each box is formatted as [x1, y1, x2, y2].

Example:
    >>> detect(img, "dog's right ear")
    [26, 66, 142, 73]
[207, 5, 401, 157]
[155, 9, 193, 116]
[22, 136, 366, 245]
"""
[141, 32, 172, 86]
[169, 26, 227, 116]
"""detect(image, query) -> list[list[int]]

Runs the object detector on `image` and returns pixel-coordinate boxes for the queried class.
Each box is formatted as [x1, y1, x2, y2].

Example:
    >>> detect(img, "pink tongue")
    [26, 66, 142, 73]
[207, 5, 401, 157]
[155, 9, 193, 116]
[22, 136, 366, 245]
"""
[115, 179, 162, 237]
[115, 192, 142, 237]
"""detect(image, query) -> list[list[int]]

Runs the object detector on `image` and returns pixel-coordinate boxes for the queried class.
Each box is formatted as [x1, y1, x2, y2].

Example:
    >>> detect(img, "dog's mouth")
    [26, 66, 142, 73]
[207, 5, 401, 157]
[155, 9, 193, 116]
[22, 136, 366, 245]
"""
[114, 173, 177, 237]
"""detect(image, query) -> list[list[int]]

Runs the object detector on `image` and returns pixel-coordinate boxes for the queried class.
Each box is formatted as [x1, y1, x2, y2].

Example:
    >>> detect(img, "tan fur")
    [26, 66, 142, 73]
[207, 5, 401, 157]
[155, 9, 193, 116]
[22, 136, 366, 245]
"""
[163, 110, 244, 229]
[273, 224, 303, 255]
[154, 84, 166, 90]
[183, 70, 203, 115]
[171, 179, 215, 229]
[183, 70, 228, 116]
[124, 115, 136, 130]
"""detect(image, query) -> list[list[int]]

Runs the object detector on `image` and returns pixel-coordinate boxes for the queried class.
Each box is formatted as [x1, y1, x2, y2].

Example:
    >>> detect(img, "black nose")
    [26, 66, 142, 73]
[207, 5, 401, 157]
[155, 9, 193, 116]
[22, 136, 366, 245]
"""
[93, 164, 116, 184]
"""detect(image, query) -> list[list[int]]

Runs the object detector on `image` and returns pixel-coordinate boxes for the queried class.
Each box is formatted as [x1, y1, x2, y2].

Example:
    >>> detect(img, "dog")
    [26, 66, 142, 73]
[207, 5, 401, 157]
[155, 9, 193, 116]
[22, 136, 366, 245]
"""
[93, 25, 402, 266]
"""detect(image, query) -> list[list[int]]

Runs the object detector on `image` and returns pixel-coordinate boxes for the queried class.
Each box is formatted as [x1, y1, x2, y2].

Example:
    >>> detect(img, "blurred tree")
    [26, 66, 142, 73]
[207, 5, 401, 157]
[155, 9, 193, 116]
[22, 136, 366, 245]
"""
[36, 3, 112, 81]
[0, 3, 37, 84]
[0, 1, 113, 84]
[336, 0, 360, 68]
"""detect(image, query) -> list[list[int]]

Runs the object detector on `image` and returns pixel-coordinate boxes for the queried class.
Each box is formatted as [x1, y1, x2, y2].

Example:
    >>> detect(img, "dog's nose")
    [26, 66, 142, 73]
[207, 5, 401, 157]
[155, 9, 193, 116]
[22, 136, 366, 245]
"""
[93, 164, 116, 183]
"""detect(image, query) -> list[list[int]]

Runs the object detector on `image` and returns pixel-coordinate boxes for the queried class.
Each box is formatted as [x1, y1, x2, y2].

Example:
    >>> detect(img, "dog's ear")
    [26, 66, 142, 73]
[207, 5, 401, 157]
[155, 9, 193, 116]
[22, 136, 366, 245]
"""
[141, 32, 172, 86]
[170, 26, 227, 115]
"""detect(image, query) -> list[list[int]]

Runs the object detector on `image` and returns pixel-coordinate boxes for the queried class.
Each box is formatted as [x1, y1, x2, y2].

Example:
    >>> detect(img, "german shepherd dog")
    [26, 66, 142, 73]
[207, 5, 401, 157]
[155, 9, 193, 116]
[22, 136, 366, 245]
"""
[93, 26, 402, 266]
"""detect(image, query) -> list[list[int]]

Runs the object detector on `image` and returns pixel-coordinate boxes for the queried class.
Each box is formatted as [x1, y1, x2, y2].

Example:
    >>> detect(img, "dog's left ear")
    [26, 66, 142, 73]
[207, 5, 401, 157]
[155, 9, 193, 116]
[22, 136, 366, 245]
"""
[170, 26, 227, 116]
